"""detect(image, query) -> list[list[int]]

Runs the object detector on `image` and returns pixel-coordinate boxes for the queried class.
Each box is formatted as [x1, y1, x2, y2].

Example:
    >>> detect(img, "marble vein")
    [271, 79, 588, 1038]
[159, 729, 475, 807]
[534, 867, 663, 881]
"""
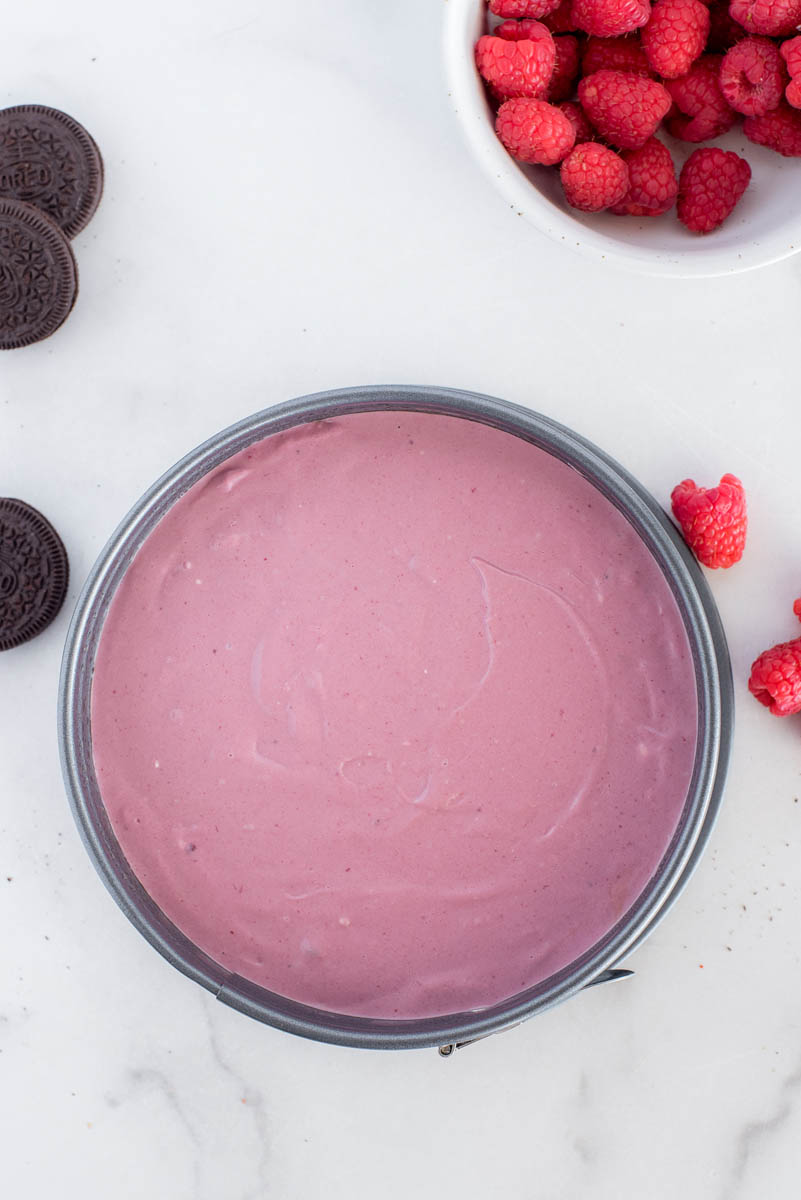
[720, 1051, 801, 1199]
[126, 1067, 201, 1197]
[201, 998, 271, 1200]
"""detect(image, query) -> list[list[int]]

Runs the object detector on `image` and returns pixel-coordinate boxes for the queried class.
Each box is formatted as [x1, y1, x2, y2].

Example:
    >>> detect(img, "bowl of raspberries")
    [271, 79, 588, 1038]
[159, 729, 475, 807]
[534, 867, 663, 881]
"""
[444, 0, 801, 273]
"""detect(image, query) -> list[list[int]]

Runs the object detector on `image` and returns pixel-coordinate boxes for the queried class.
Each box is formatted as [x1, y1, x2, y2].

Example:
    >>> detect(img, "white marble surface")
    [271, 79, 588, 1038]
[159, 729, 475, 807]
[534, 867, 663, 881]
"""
[3, 1, 801, 1196]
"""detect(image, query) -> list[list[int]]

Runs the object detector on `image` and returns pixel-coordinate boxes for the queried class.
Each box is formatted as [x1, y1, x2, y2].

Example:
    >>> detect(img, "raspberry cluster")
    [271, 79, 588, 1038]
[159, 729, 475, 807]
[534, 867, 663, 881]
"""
[664, 472, 801, 729]
[475, 0, 801, 231]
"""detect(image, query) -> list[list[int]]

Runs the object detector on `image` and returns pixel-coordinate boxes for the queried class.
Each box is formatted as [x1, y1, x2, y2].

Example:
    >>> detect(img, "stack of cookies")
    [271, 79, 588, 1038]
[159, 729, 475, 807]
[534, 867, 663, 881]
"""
[0, 105, 103, 349]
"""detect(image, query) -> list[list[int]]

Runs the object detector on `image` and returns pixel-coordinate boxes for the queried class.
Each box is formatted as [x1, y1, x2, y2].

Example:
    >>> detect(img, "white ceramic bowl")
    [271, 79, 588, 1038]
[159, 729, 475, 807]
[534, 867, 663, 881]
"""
[444, 0, 801, 276]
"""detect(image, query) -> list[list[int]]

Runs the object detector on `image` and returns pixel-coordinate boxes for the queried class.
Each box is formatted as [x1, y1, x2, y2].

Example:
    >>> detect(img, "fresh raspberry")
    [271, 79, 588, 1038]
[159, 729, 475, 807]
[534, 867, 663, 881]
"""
[677, 147, 751, 231]
[780, 33, 801, 71]
[496, 96, 577, 161]
[794, 597, 801, 621]
[560, 142, 630, 208]
[749, 638, 801, 715]
[582, 35, 652, 75]
[610, 136, 678, 212]
[578, 69, 672, 147]
[475, 32, 556, 99]
[559, 99, 600, 138]
[720, 36, 787, 114]
[490, 0, 563, 16]
[666, 54, 738, 139]
[729, 0, 801, 35]
[493, 21, 572, 98]
[780, 35, 801, 105]
[571, 0, 651, 38]
[670, 474, 747, 567]
[642, 0, 711, 77]
[781, 33, 801, 70]
[548, 35, 582, 99]
[744, 99, 801, 150]
[542, 0, 581, 31]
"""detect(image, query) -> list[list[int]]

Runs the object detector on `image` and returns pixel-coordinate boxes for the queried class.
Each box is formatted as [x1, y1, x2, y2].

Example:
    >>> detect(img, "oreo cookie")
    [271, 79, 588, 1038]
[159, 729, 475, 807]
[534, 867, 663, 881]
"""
[0, 498, 69, 651]
[0, 105, 103, 239]
[0, 198, 78, 349]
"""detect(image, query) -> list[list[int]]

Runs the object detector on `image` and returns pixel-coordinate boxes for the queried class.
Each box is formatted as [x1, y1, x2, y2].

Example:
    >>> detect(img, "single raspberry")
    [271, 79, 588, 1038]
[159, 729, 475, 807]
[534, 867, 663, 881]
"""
[494, 20, 571, 97]
[744, 99, 801, 150]
[719, 36, 787, 114]
[560, 142, 630, 208]
[666, 54, 738, 139]
[475, 32, 556, 99]
[582, 34, 652, 75]
[559, 99, 599, 138]
[706, 0, 748, 49]
[677, 147, 751, 231]
[490, 0, 563, 16]
[548, 35, 582, 99]
[496, 96, 577, 161]
[780, 35, 801, 106]
[578, 69, 672, 147]
[780, 33, 801, 71]
[542, 0, 581, 31]
[781, 33, 801, 70]
[670, 474, 747, 567]
[729, 0, 801, 35]
[571, 0, 651, 38]
[642, 0, 711, 78]
[794, 597, 801, 621]
[610, 136, 678, 212]
[749, 638, 801, 715]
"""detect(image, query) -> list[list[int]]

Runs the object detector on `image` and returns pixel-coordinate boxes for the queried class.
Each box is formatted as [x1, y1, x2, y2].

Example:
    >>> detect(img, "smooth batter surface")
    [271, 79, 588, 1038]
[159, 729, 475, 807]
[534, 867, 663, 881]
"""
[91, 412, 698, 1018]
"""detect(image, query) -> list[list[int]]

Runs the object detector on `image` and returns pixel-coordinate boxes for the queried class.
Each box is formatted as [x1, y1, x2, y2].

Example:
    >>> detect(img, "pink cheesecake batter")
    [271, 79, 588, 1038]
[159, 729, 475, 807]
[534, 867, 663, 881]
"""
[91, 411, 697, 1018]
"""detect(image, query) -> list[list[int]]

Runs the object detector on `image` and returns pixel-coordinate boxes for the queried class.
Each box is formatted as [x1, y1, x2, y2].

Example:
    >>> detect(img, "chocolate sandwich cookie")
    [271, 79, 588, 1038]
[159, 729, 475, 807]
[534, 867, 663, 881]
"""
[0, 105, 103, 239]
[0, 198, 78, 349]
[0, 498, 69, 651]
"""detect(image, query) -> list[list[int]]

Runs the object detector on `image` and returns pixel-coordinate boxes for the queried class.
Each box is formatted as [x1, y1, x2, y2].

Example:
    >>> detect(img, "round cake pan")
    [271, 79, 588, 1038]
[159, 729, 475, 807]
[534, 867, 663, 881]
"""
[59, 386, 733, 1051]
